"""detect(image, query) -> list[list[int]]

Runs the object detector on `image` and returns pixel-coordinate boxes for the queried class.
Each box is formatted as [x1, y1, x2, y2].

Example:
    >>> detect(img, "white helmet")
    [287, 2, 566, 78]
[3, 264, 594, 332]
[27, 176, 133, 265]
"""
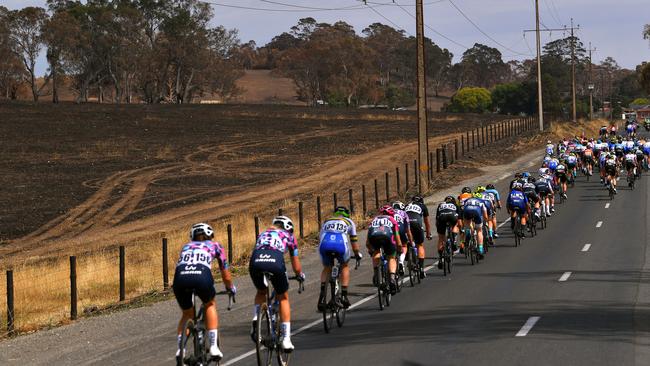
[190, 223, 214, 240]
[272, 216, 294, 233]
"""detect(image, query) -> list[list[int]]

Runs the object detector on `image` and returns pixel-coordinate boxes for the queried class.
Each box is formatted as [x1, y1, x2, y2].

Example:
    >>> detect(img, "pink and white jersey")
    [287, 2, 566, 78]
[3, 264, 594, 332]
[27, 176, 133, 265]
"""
[254, 228, 299, 256]
[176, 241, 229, 271]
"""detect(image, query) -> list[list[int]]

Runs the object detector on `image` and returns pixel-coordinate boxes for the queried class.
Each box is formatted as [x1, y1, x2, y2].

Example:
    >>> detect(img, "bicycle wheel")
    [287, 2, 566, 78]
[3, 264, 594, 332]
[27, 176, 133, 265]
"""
[335, 281, 346, 328]
[322, 281, 334, 334]
[469, 238, 475, 265]
[407, 247, 415, 287]
[413, 248, 422, 284]
[377, 267, 385, 311]
[178, 319, 198, 366]
[275, 318, 291, 366]
[255, 305, 273, 366]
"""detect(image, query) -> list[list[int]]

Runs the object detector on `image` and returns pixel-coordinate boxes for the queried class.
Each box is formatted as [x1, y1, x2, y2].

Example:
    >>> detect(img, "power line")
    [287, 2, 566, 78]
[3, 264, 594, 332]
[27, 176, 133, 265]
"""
[257, 0, 365, 11]
[207, 1, 379, 12]
[394, 1, 469, 49]
[446, 0, 532, 57]
[364, 2, 414, 37]
[548, 0, 564, 26]
[542, 0, 562, 26]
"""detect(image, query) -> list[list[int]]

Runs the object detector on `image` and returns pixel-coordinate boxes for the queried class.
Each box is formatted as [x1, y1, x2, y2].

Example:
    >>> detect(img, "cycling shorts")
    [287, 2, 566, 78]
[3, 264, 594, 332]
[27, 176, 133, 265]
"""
[566, 162, 576, 169]
[368, 233, 397, 256]
[507, 199, 527, 213]
[436, 212, 458, 235]
[462, 206, 483, 225]
[249, 249, 289, 295]
[524, 190, 539, 203]
[409, 221, 425, 245]
[626, 162, 636, 171]
[605, 166, 617, 176]
[398, 223, 409, 246]
[319, 233, 351, 266]
[556, 173, 568, 183]
[643, 147, 650, 155]
[172, 265, 216, 310]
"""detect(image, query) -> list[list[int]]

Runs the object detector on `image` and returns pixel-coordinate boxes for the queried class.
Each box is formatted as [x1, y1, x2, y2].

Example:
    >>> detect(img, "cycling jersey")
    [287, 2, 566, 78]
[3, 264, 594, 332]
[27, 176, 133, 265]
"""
[462, 198, 485, 225]
[484, 188, 501, 203]
[435, 202, 459, 235]
[319, 217, 357, 266]
[566, 155, 578, 167]
[545, 144, 555, 155]
[254, 228, 298, 257]
[405, 201, 429, 226]
[173, 241, 229, 310]
[534, 179, 552, 196]
[523, 182, 539, 203]
[507, 190, 528, 213]
[457, 193, 473, 204]
[393, 209, 410, 245]
[368, 215, 400, 256]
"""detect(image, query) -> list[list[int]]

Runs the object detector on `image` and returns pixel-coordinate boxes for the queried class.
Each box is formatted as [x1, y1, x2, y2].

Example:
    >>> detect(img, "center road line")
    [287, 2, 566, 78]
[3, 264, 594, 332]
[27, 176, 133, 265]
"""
[582, 244, 591, 252]
[605, 203, 610, 208]
[223, 261, 441, 365]
[515, 316, 541, 337]
[596, 221, 603, 228]
[558, 272, 572, 282]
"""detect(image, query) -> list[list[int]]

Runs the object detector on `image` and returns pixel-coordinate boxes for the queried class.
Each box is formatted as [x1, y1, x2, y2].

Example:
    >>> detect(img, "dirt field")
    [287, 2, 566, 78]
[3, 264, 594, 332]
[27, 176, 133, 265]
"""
[0, 102, 512, 265]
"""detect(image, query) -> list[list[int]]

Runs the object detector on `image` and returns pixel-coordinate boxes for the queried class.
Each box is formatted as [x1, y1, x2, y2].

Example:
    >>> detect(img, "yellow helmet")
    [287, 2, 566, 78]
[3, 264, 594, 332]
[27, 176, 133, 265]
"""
[475, 186, 486, 193]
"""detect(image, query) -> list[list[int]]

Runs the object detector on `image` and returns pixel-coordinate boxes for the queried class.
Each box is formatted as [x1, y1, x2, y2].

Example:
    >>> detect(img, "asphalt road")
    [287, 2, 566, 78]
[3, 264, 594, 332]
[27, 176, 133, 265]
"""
[2, 148, 649, 366]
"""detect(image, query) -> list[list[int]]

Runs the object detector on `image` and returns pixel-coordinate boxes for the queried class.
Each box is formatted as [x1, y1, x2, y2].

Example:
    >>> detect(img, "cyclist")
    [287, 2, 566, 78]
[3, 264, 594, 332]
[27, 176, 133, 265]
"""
[545, 140, 555, 155]
[635, 148, 645, 177]
[624, 149, 638, 183]
[566, 152, 578, 181]
[484, 183, 502, 238]
[173, 223, 235, 362]
[535, 174, 554, 217]
[604, 153, 618, 193]
[392, 201, 414, 275]
[458, 186, 473, 203]
[405, 195, 432, 279]
[583, 144, 594, 176]
[523, 177, 541, 220]
[507, 184, 529, 237]
[476, 186, 496, 244]
[555, 161, 569, 199]
[610, 125, 617, 137]
[318, 206, 360, 310]
[367, 205, 402, 294]
[461, 193, 488, 259]
[435, 196, 459, 269]
[599, 125, 608, 138]
[249, 216, 304, 352]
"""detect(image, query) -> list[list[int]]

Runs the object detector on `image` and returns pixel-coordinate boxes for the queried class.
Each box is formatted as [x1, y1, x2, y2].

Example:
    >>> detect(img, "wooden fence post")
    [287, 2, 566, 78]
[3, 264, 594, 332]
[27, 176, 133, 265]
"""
[162, 238, 169, 290]
[436, 148, 441, 172]
[333, 193, 338, 211]
[6, 270, 14, 336]
[227, 224, 234, 262]
[298, 202, 304, 237]
[454, 139, 459, 160]
[362, 185, 367, 215]
[348, 189, 354, 213]
[316, 196, 322, 229]
[374, 179, 379, 209]
[385, 172, 390, 202]
[442, 146, 448, 169]
[119, 246, 125, 301]
[405, 163, 409, 191]
[70, 256, 77, 320]
[254, 216, 260, 239]
[396, 167, 400, 195]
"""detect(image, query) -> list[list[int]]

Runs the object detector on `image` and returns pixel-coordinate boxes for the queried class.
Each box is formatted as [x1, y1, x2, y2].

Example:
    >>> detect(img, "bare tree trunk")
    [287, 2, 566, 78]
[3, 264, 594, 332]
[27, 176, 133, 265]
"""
[182, 69, 195, 103]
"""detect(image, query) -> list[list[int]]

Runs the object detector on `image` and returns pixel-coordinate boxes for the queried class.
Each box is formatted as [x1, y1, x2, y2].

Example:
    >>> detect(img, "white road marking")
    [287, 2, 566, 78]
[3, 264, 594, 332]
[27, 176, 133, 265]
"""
[223, 261, 440, 365]
[558, 272, 572, 282]
[497, 218, 511, 229]
[582, 244, 591, 252]
[605, 203, 610, 208]
[499, 173, 511, 180]
[516, 316, 541, 337]
[596, 221, 603, 228]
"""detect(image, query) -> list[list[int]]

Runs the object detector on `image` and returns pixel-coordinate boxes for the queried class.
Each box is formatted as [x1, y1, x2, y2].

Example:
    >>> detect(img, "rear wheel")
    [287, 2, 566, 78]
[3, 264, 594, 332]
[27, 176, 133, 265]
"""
[276, 317, 291, 366]
[178, 319, 197, 366]
[335, 281, 346, 328]
[321, 282, 334, 333]
[407, 248, 415, 287]
[255, 305, 273, 366]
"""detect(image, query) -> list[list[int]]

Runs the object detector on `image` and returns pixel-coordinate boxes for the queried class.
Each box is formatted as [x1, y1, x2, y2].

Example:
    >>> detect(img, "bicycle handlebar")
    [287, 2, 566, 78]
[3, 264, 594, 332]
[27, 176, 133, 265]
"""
[288, 276, 305, 294]
[216, 290, 236, 311]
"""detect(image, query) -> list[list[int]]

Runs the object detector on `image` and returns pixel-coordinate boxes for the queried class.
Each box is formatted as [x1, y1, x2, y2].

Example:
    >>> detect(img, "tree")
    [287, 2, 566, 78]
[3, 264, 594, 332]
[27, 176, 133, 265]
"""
[631, 97, 649, 106]
[458, 43, 507, 88]
[644, 24, 650, 45]
[640, 63, 650, 95]
[7, 7, 49, 101]
[492, 82, 533, 115]
[447, 87, 492, 113]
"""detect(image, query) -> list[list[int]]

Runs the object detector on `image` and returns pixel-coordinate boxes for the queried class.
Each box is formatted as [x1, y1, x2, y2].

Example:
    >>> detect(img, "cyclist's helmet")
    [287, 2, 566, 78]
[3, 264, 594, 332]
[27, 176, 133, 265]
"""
[392, 201, 405, 211]
[334, 206, 351, 218]
[522, 172, 530, 179]
[512, 183, 523, 191]
[461, 187, 472, 194]
[528, 177, 536, 183]
[473, 192, 483, 199]
[475, 185, 486, 193]
[547, 140, 552, 144]
[514, 172, 522, 179]
[444, 195, 456, 204]
[190, 223, 214, 240]
[379, 205, 395, 216]
[486, 183, 495, 190]
[272, 216, 294, 233]
[411, 195, 424, 204]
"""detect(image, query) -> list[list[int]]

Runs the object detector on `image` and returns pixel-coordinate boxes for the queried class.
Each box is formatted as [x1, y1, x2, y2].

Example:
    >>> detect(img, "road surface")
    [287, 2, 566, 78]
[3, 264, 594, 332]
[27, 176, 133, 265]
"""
[2, 148, 649, 366]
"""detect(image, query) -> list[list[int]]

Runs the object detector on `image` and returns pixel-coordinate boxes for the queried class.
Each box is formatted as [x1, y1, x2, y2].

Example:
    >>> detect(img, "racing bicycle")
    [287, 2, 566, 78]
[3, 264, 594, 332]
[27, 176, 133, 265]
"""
[254, 273, 304, 366]
[319, 254, 360, 333]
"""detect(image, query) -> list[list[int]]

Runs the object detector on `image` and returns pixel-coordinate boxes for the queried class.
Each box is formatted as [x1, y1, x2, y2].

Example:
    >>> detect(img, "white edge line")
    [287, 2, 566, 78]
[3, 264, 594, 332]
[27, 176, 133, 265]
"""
[497, 218, 511, 229]
[582, 244, 591, 252]
[605, 203, 610, 208]
[515, 316, 541, 337]
[558, 272, 572, 282]
[224, 261, 440, 365]
[596, 221, 603, 228]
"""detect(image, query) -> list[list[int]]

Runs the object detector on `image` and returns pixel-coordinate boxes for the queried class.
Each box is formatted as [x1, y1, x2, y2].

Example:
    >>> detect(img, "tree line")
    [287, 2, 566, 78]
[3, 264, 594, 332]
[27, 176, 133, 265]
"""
[1, 3, 649, 115]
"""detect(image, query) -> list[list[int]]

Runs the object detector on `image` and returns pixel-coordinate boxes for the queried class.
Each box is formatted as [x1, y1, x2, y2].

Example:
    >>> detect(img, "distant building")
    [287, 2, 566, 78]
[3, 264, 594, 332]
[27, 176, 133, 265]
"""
[629, 104, 650, 120]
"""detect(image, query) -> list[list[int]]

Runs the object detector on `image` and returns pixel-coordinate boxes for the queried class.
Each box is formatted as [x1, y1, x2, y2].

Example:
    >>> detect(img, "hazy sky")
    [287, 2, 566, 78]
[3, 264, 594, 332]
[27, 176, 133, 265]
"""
[3, 0, 649, 75]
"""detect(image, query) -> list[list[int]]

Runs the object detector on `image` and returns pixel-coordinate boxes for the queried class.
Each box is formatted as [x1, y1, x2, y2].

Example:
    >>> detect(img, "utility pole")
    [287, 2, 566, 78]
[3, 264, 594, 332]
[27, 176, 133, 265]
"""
[415, 0, 428, 192]
[587, 42, 596, 121]
[570, 18, 577, 123]
[534, 0, 544, 131]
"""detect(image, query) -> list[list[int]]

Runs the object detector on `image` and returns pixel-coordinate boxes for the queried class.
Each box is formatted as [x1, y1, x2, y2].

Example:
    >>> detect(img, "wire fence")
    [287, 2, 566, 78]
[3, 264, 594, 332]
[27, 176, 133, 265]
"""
[1, 117, 546, 336]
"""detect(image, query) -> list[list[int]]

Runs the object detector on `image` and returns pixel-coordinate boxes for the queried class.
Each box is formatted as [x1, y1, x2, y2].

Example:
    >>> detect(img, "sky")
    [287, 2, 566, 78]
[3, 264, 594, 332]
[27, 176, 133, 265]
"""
[3, 0, 649, 76]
